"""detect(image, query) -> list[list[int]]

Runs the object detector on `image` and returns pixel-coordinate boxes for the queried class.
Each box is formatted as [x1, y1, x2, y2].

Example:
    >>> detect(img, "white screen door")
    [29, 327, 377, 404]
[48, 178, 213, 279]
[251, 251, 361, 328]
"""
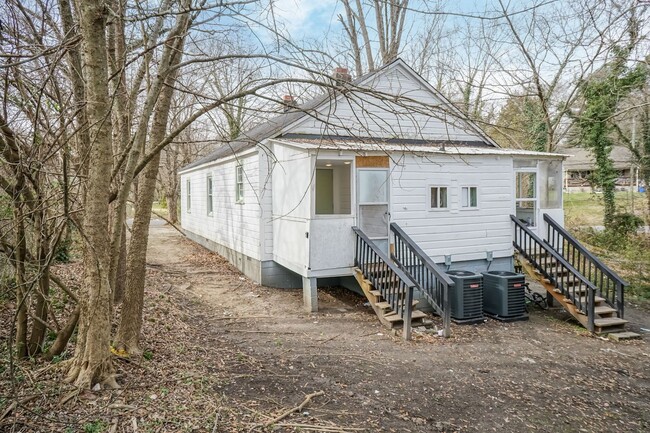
[357, 168, 389, 251]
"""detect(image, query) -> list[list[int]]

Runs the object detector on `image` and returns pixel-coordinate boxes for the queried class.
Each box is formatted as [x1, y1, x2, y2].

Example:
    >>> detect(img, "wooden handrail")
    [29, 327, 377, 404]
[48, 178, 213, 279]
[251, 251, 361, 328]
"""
[511, 215, 597, 331]
[543, 214, 628, 285]
[390, 223, 455, 287]
[543, 213, 626, 318]
[353, 226, 415, 340]
[390, 222, 452, 338]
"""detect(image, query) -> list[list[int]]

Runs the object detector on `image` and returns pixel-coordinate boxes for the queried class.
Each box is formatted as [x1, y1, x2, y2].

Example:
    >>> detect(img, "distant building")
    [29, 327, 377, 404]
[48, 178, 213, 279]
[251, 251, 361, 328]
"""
[560, 145, 640, 192]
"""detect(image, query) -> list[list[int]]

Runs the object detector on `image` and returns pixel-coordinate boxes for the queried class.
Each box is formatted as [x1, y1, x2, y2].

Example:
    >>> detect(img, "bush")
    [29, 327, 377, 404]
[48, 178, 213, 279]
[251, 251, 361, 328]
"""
[609, 212, 643, 237]
[54, 237, 72, 263]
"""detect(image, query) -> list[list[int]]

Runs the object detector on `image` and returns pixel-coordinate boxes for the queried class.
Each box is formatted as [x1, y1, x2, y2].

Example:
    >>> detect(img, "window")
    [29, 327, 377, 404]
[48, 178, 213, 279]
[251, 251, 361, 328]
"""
[186, 179, 191, 213]
[515, 171, 537, 226]
[539, 160, 562, 209]
[461, 186, 478, 208]
[206, 175, 213, 216]
[315, 160, 352, 215]
[430, 186, 448, 209]
[235, 165, 244, 203]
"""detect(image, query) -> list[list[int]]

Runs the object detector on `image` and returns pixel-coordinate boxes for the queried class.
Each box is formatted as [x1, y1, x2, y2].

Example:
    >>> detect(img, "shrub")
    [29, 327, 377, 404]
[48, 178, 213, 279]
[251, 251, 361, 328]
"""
[609, 212, 643, 237]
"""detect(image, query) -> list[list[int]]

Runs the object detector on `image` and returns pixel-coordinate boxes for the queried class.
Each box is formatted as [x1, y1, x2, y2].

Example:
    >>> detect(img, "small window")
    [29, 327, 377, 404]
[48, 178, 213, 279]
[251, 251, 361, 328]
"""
[461, 186, 478, 208]
[206, 175, 213, 216]
[430, 186, 448, 209]
[235, 165, 244, 203]
[186, 179, 192, 213]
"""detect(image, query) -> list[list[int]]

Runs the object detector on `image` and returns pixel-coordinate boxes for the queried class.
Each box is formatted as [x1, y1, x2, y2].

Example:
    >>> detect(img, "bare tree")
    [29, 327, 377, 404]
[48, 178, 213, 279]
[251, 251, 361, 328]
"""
[339, 0, 410, 75]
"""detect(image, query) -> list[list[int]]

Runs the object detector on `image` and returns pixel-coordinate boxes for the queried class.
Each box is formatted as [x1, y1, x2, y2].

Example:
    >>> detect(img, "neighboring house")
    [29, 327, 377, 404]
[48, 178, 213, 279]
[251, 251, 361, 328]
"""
[560, 145, 640, 192]
[178, 59, 566, 312]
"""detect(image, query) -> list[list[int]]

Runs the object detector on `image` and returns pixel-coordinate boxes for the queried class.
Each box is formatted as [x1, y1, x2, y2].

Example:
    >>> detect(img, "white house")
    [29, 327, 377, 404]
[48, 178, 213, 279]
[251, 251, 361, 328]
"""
[179, 59, 566, 313]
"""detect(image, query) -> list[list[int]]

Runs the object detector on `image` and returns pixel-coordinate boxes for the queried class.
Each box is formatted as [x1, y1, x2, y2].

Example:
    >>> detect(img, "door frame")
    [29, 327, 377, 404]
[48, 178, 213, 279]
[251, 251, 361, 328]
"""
[356, 167, 391, 243]
[514, 167, 539, 229]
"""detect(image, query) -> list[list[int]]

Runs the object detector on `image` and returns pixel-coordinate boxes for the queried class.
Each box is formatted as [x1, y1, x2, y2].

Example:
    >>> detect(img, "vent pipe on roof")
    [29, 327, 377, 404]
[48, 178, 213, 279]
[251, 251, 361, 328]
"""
[282, 94, 297, 112]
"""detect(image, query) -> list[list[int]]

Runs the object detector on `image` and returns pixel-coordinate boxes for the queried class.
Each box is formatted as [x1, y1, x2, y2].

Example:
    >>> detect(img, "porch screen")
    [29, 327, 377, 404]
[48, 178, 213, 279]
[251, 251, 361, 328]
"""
[359, 204, 388, 238]
[539, 160, 562, 209]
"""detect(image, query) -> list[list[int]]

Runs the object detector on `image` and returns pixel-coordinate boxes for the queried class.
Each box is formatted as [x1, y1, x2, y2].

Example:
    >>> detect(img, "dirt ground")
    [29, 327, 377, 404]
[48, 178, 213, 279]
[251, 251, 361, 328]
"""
[2, 223, 649, 433]
[143, 224, 650, 432]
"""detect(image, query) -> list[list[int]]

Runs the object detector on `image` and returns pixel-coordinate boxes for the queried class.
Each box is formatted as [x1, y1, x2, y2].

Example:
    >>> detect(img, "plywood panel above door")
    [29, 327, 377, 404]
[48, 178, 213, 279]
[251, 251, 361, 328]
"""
[356, 155, 389, 168]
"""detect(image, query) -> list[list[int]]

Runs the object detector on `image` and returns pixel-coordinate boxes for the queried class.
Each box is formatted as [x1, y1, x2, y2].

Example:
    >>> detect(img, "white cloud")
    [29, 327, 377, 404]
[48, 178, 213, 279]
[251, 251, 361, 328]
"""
[271, 0, 340, 38]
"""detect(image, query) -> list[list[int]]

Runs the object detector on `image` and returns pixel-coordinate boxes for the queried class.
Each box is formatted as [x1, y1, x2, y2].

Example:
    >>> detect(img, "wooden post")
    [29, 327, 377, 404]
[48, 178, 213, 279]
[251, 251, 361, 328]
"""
[302, 277, 318, 313]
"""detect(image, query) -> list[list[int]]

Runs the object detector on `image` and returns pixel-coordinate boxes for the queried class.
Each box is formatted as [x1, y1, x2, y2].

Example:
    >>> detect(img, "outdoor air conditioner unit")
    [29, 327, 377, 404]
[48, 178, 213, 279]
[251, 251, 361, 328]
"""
[482, 271, 527, 320]
[445, 270, 484, 322]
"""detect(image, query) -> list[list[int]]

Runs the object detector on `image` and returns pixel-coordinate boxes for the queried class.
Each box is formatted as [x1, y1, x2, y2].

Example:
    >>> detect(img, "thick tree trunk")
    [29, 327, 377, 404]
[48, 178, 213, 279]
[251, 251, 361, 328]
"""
[66, 0, 116, 389]
[167, 189, 178, 224]
[58, 0, 91, 184]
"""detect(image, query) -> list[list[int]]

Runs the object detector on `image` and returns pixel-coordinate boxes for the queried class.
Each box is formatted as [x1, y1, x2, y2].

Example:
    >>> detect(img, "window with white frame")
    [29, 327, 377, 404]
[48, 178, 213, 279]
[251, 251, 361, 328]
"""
[515, 171, 537, 226]
[186, 179, 191, 213]
[430, 186, 448, 209]
[206, 175, 213, 216]
[461, 186, 478, 208]
[235, 165, 244, 203]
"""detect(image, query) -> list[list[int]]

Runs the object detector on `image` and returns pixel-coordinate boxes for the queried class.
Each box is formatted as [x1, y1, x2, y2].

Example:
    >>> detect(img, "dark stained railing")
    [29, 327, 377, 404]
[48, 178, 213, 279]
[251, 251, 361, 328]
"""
[390, 223, 453, 337]
[353, 226, 415, 340]
[511, 215, 597, 332]
[544, 214, 627, 318]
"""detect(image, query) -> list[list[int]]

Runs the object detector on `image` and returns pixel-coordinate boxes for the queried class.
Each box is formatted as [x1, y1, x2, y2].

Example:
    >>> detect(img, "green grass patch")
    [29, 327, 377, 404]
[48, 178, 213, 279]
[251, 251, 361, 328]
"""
[564, 192, 648, 226]
[564, 192, 650, 299]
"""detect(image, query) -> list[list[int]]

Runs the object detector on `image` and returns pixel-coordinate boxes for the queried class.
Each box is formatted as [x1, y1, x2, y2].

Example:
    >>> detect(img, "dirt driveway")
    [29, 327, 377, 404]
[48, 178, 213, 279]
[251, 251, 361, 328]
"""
[148, 223, 650, 432]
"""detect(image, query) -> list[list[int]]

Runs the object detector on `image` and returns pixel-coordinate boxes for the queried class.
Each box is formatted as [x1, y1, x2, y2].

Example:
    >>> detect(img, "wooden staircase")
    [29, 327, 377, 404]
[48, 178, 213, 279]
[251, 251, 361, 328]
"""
[353, 267, 428, 332]
[512, 215, 629, 335]
[352, 228, 425, 340]
[517, 254, 628, 333]
[352, 225, 454, 340]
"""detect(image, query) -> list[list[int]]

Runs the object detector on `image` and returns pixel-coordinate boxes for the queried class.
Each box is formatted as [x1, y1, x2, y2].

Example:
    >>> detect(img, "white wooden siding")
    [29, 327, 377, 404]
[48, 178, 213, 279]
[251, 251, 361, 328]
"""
[270, 142, 313, 274]
[286, 66, 485, 142]
[390, 154, 515, 263]
[180, 151, 262, 260]
[259, 151, 274, 261]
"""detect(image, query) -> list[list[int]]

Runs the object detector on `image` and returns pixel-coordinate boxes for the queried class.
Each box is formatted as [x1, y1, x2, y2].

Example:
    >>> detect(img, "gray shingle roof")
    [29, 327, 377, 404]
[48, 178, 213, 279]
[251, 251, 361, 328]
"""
[178, 58, 498, 173]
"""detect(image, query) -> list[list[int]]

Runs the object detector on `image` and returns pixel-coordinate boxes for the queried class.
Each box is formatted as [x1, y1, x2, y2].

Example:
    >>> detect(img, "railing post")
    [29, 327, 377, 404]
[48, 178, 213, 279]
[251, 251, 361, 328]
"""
[442, 282, 451, 338]
[402, 285, 414, 341]
[587, 288, 595, 333]
[617, 281, 624, 319]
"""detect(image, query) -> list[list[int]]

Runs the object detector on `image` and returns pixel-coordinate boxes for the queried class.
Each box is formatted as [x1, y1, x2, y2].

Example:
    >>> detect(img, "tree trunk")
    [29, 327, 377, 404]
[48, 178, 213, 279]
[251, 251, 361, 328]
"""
[113, 153, 162, 356]
[28, 214, 50, 355]
[113, 223, 127, 303]
[14, 205, 28, 359]
[65, 0, 116, 389]
[27, 268, 49, 355]
[167, 189, 178, 224]
[114, 16, 187, 355]
[43, 307, 79, 361]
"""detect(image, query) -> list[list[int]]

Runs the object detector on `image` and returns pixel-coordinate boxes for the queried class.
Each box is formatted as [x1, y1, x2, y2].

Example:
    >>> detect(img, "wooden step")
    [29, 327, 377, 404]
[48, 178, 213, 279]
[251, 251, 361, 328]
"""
[594, 305, 618, 316]
[383, 310, 427, 323]
[543, 266, 571, 276]
[372, 276, 399, 285]
[578, 295, 606, 304]
[552, 281, 587, 292]
[375, 300, 418, 311]
[594, 317, 628, 328]
[608, 332, 641, 341]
